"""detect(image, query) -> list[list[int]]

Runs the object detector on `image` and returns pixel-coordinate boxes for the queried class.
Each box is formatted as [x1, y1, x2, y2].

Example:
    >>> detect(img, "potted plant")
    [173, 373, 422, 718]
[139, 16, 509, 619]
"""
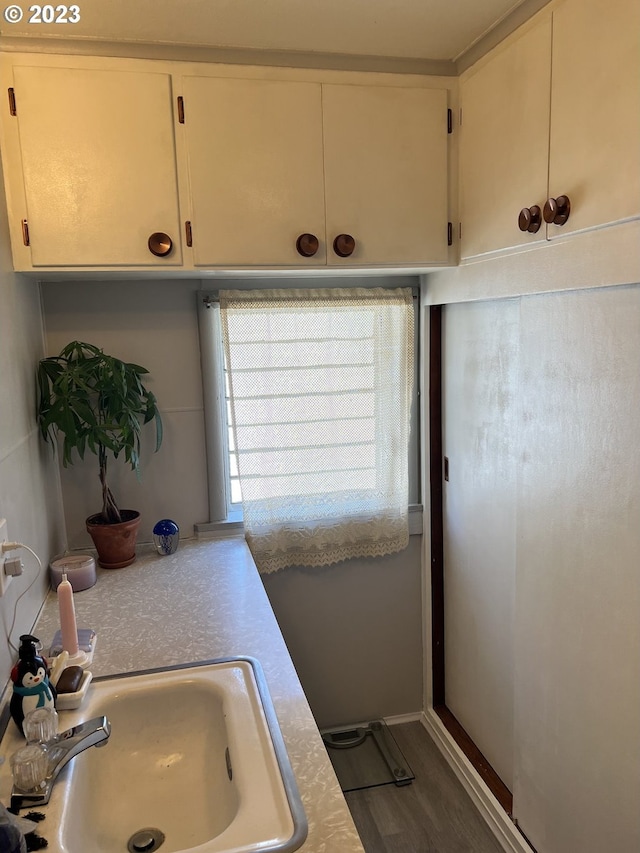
[37, 340, 163, 568]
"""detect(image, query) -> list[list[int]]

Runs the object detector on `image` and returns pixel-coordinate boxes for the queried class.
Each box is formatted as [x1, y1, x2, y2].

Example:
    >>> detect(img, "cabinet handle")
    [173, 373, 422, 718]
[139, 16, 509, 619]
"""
[543, 195, 571, 226]
[148, 232, 173, 257]
[296, 233, 319, 257]
[333, 234, 356, 258]
[518, 205, 542, 234]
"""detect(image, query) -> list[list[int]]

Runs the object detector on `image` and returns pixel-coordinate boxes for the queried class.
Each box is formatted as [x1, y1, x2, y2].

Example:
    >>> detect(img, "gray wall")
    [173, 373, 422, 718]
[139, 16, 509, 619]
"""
[263, 536, 423, 728]
[0, 159, 64, 691]
[40, 275, 424, 725]
[41, 279, 209, 549]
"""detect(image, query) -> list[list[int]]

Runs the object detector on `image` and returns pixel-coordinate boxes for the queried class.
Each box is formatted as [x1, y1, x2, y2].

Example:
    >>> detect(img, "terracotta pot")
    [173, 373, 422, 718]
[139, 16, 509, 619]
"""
[86, 510, 141, 569]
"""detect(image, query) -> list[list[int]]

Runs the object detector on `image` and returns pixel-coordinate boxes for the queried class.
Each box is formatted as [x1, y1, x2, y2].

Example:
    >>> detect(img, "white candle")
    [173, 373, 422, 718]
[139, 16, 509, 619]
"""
[57, 572, 79, 656]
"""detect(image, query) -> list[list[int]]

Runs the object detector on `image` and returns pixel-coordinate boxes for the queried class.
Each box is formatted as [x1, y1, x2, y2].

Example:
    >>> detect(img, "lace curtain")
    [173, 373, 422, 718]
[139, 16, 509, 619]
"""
[219, 287, 414, 574]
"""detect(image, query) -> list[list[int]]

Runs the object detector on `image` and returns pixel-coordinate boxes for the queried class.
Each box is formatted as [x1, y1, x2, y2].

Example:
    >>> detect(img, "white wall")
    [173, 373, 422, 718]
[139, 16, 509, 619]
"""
[0, 158, 64, 689]
[436, 281, 640, 852]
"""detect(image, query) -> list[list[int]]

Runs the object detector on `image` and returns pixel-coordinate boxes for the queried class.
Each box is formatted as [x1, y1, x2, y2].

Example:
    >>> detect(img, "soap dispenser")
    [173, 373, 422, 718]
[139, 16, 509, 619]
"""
[10, 634, 57, 734]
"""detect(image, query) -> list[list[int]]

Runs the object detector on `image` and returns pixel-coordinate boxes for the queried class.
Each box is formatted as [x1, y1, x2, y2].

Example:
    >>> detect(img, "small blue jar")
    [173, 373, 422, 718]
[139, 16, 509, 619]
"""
[152, 519, 180, 556]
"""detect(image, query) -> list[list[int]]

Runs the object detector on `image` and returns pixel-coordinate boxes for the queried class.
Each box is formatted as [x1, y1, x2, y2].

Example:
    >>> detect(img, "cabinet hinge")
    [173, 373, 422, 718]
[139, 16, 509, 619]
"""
[185, 220, 193, 247]
[447, 222, 453, 246]
[447, 108, 453, 134]
[21, 219, 29, 246]
[8, 87, 17, 116]
[177, 96, 185, 124]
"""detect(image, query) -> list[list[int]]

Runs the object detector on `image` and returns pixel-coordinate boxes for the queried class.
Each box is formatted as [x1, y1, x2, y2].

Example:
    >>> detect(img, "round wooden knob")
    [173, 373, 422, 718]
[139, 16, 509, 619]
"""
[333, 234, 356, 258]
[296, 233, 319, 257]
[518, 205, 542, 234]
[148, 232, 173, 257]
[543, 195, 571, 226]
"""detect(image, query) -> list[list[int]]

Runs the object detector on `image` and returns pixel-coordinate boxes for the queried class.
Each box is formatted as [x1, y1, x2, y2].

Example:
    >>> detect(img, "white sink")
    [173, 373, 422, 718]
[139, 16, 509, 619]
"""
[0, 657, 307, 853]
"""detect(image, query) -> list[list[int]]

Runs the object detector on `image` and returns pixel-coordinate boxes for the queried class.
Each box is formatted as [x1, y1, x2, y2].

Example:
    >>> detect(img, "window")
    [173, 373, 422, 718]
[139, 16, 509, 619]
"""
[197, 286, 418, 573]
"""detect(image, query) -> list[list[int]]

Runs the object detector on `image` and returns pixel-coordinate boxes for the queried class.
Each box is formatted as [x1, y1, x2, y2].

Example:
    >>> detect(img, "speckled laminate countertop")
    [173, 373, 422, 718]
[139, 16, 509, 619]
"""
[7, 537, 365, 853]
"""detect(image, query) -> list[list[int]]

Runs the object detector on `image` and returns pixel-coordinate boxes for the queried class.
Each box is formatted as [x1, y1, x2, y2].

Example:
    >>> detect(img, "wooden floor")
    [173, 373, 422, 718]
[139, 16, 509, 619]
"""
[344, 722, 505, 853]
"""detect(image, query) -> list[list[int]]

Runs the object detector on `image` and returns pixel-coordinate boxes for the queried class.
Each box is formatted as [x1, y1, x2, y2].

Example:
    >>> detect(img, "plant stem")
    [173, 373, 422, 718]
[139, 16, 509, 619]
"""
[98, 450, 122, 524]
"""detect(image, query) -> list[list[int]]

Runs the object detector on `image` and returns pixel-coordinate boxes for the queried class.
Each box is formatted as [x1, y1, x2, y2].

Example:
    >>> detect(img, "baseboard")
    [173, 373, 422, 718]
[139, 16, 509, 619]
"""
[382, 711, 424, 726]
[421, 709, 532, 853]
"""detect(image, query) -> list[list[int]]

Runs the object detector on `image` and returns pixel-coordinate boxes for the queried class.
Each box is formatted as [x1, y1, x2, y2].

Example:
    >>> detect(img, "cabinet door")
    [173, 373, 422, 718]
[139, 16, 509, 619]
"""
[182, 76, 326, 266]
[13, 66, 182, 267]
[322, 84, 449, 266]
[459, 16, 552, 260]
[547, 0, 640, 238]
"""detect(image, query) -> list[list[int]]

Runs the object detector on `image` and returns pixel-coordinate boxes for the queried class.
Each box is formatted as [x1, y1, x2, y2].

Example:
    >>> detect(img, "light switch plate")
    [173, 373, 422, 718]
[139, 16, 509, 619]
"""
[0, 518, 11, 597]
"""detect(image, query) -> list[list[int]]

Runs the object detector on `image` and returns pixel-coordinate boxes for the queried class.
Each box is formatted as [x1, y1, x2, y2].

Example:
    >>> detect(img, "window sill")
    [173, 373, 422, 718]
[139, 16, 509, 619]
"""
[195, 504, 424, 540]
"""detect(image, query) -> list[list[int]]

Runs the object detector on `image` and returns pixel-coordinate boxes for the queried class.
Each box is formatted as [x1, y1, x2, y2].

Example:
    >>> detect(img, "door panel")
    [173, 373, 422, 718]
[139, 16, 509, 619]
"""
[442, 299, 519, 788]
[182, 76, 326, 266]
[459, 16, 551, 259]
[323, 84, 448, 266]
[547, 0, 640, 237]
[14, 66, 182, 267]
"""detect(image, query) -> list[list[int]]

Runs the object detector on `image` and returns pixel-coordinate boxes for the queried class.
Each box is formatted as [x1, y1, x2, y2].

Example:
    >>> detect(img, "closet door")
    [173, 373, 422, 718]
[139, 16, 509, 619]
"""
[442, 299, 518, 789]
[514, 286, 640, 852]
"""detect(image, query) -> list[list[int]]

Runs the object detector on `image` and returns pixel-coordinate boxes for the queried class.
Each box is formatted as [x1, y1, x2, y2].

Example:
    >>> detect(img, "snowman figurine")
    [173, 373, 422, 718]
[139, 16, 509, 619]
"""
[10, 634, 57, 734]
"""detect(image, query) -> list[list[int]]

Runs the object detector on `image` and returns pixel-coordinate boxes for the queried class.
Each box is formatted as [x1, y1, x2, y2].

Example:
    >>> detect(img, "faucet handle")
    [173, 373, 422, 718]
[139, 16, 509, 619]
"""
[24, 707, 59, 744]
[10, 743, 48, 792]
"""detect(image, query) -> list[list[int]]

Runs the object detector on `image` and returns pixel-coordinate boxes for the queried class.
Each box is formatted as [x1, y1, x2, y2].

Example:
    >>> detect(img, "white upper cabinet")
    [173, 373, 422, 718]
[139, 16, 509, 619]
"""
[322, 84, 449, 266]
[8, 65, 183, 267]
[182, 76, 327, 267]
[548, 0, 640, 239]
[459, 16, 552, 259]
[0, 56, 451, 272]
[182, 77, 449, 268]
[459, 0, 640, 260]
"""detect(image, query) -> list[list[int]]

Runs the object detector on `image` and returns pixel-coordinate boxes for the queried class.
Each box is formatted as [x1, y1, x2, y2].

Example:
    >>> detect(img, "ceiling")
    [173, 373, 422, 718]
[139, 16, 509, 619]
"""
[0, 0, 550, 71]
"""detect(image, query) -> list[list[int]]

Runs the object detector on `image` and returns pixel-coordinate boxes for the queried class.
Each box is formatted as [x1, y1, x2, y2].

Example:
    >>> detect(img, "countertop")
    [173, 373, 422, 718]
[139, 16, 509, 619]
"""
[2, 537, 365, 853]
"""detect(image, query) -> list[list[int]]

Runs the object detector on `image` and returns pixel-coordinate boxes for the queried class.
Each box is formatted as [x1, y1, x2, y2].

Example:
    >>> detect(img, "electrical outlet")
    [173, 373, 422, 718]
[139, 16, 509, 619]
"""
[0, 518, 12, 597]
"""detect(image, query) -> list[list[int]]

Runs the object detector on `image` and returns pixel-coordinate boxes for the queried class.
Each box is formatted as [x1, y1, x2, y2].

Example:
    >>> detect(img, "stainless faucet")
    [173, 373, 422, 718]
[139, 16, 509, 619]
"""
[11, 716, 111, 811]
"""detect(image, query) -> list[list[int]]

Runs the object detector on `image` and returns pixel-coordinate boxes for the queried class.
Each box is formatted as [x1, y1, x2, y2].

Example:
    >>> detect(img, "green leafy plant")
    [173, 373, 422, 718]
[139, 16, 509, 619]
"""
[37, 340, 163, 524]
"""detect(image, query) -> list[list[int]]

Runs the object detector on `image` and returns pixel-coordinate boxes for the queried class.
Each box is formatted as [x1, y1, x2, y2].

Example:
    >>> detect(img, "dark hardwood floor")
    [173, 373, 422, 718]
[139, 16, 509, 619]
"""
[344, 722, 505, 853]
